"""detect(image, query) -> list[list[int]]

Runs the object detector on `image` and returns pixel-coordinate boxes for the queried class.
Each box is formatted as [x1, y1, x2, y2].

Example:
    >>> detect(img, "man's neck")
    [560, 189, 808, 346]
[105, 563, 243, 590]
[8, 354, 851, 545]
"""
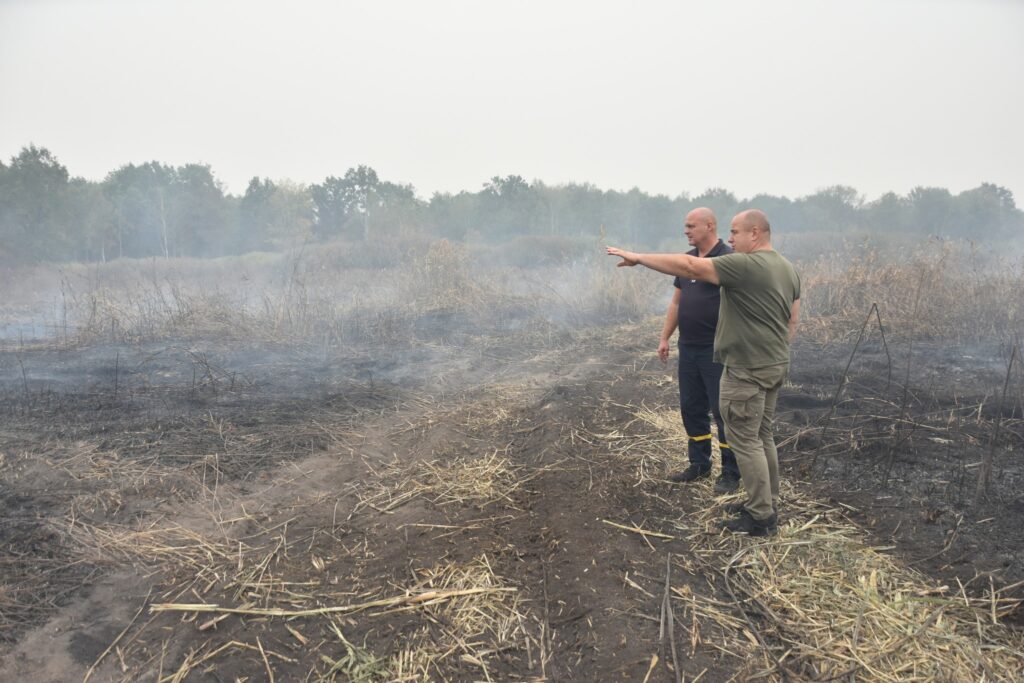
[695, 238, 718, 257]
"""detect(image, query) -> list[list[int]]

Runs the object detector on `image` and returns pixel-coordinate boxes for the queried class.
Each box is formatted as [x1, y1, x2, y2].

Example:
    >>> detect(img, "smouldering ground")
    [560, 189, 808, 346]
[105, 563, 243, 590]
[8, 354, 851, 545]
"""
[1, 316, 1022, 682]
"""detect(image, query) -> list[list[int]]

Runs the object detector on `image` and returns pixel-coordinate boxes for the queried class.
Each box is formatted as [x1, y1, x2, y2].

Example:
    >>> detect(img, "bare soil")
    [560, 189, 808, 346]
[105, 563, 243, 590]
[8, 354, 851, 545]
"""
[0, 323, 1021, 681]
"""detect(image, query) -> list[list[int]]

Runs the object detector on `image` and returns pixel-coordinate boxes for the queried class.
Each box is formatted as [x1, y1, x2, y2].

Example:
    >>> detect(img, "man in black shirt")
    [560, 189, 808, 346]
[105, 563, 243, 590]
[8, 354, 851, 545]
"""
[658, 208, 740, 492]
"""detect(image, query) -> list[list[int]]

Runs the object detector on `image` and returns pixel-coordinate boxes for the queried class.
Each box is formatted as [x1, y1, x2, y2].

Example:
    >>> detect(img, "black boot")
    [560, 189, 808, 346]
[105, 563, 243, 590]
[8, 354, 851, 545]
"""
[722, 501, 778, 516]
[713, 473, 740, 493]
[719, 509, 778, 536]
[668, 464, 711, 483]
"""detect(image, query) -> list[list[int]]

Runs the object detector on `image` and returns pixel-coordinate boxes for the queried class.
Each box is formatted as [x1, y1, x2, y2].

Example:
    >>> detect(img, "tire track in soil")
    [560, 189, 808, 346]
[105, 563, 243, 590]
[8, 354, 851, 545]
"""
[468, 378, 713, 681]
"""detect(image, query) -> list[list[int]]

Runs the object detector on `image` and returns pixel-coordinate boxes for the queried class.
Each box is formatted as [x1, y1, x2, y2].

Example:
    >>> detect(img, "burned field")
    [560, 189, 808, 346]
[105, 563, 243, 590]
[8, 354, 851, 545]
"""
[1, 249, 1023, 681]
[786, 337, 1024, 608]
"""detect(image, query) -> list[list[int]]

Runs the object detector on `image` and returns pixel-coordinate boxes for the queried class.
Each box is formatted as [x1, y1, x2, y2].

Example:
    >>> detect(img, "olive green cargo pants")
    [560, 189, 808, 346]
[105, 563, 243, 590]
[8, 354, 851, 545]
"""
[719, 363, 788, 521]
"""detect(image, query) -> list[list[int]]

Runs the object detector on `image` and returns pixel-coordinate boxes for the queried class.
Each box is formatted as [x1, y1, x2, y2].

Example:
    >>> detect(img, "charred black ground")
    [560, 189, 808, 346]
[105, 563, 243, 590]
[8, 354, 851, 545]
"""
[0, 315, 1022, 680]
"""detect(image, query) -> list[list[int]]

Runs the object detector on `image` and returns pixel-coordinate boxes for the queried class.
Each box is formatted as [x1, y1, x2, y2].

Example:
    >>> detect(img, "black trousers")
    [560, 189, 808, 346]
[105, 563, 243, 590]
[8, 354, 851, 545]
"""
[678, 343, 739, 478]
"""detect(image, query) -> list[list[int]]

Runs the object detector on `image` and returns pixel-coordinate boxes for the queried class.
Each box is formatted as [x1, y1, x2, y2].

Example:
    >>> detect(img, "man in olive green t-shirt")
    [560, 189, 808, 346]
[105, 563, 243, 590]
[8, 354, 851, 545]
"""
[607, 209, 800, 536]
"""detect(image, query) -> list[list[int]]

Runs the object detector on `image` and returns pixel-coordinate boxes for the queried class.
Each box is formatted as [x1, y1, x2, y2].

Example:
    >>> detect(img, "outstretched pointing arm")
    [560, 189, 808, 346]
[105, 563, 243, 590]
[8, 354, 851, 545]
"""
[606, 247, 720, 285]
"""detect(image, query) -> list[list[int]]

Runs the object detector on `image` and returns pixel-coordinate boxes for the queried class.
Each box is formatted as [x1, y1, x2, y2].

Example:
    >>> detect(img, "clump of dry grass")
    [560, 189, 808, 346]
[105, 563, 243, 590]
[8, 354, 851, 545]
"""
[3, 236, 675, 348]
[381, 555, 531, 681]
[592, 403, 711, 488]
[406, 239, 495, 313]
[355, 449, 536, 514]
[69, 520, 242, 576]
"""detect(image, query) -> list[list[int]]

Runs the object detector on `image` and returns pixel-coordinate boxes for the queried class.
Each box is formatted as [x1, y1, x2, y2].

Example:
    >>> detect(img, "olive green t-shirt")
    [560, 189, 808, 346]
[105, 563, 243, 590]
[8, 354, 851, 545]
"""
[711, 250, 800, 368]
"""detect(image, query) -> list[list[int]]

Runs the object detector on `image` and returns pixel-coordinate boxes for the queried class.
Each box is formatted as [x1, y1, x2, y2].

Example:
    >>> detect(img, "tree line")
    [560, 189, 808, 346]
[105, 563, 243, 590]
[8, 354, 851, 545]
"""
[0, 145, 1020, 264]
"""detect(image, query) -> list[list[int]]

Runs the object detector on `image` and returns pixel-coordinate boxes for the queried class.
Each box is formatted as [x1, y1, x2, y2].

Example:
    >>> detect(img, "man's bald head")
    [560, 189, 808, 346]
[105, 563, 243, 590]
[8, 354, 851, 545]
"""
[735, 209, 771, 235]
[684, 207, 719, 252]
[728, 209, 773, 253]
[687, 207, 717, 228]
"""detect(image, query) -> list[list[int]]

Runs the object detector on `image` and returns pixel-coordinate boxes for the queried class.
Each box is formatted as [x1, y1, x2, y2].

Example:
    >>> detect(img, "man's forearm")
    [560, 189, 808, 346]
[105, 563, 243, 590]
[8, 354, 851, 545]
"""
[636, 253, 703, 280]
[661, 304, 678, 342]
[788, 300, 801, 342]
[606, 246, 718, 283]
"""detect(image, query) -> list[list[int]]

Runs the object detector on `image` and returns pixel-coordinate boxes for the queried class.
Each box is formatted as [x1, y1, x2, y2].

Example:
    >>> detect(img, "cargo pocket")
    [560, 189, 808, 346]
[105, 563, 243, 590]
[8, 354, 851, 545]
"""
[720, 369, 763, 432]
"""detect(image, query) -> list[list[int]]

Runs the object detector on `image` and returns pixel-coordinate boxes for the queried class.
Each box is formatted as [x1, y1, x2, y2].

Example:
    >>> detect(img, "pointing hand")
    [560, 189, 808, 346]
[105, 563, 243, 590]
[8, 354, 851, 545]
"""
[606, 246, 639, 267]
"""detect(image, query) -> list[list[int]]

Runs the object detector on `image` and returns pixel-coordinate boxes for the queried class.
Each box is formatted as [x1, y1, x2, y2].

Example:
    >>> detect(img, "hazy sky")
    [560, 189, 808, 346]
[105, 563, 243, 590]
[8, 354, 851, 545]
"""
[2, 0, 1022, 202]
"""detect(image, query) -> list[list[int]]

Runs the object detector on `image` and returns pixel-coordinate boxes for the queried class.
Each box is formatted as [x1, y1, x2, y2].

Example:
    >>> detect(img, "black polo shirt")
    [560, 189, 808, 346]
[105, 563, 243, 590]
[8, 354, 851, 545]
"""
[672, 239, 732, 347]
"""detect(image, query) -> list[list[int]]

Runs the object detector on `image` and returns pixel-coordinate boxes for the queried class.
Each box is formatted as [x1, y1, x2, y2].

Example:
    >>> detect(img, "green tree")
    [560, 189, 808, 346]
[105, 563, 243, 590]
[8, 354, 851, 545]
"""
[312, 166, 422, 241]
[957, 183, 1018, 240]
[101, 162, 230, 258]
[310, 175, 348, 240]
[103, 162, 177, 258]
[865, 192, 909, 234]
[310, 166, 382, 240]
[239, 177, 314, 251]
[428, 191, 481, 241]
[239, 176, 279, 251]
[800, 185, 863, 232]
[907, 186, 957, 237]
[371, 180, 421, 237]
[480, 175, 543, 237]
[536, 182, 605, 237]
[270, 181, 315, 247]
[66, 178, 116, 261]
[172, 163, 230, 257]
[0, 145, 72, 261]
[339, 165, 381, 240]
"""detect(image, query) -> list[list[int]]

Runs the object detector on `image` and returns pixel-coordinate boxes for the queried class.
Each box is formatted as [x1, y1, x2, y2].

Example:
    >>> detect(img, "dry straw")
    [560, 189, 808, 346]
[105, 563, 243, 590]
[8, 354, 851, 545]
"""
[798, 242, 1024, 345]
[355, 445, 553, 515]
[70, 489, 534, 681]
[621, 406, 1024, 682]
[144, 555, 529, 682]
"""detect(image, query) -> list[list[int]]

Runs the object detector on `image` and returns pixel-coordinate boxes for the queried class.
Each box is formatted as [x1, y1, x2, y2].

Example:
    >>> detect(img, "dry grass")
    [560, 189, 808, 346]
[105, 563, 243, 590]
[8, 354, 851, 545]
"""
[66, 495, 535, 681]
[798, 241, 1024, 344]
[378, 555, 532, 682]
[578, 255, 666, 323]
[406, 239, 495, 313]
[70, 520, 242, 576]
[2, 236, 1021, 351]
[0, 237, 668, 348]
[355, 447, 550, 515]
[612, 404, 1024, 682]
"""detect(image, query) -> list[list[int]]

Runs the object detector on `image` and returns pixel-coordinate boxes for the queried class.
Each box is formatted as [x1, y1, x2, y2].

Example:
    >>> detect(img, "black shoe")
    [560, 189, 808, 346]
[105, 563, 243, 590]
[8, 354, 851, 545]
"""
[668, 464, 711, 483]
[713, 474, 740, 494]
[722, 501, 778, 516]
[722, 501, 746, 515]
[719, 509, 778, 536]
